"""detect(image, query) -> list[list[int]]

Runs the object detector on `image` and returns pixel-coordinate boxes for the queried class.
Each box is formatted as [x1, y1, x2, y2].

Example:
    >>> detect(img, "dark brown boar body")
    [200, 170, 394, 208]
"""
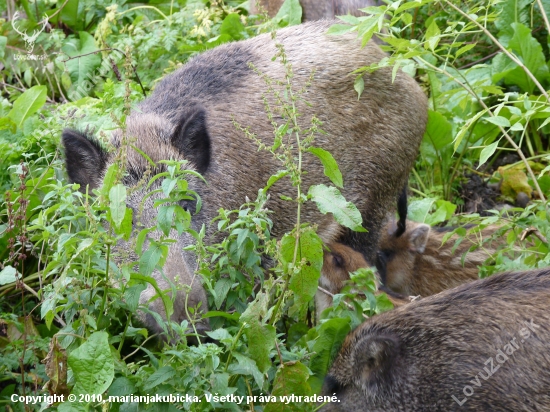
[378, 219, 505, 296]
[250, 0, 380, 20]
[63, 21, 427, 336]
[321, 268, 550, 411]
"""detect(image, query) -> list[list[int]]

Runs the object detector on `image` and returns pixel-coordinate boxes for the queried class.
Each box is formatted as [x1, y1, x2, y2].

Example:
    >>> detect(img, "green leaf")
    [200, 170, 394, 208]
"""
[308, 184, 366, 232]
[280, 228, 323, 307]
[68, 332, 114, 396]
[157, 205, 175, 236]
[407, 198, 436, 223]
[143, 366, 176, 390]
[109, 184, 127, 229]
[0, 36, 7, 59]
[326, 23, 355, 36]
[485, 116, 511, 128]
[8, 85, 47, 128]
[265, 362, 312, 411]
[425, 20, 441, 51]
[354, 76, 365, 100]
[62, 31, 101, 94]
[0, 266, 18, 285]
[229, 352, 264, 389]
[244, 322, 276, 374]
[60, 0, 81, 31]
[139, 243, 163, 277]
[505, 23, 549, 93]
[478, 141, 499, 167]
[308, 318, 351, 394]
[494, 0, 531, 45]
[274, 0, 302, 26]
[220, 13, 245, 41]
[214, 278, 233, 310]
[308, 147, 343, 188]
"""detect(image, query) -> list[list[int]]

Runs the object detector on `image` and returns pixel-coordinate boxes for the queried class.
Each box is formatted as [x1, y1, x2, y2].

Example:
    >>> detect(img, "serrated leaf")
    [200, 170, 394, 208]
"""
[265, 362, 312, 412]
[139, 243, 163, 277]
[157, 205, 175, 236]
[214, 278, 233, 309]
[68, 332, 114, 396]
[308, 184, 366, 232]
[308, 147, 343, 188]
[244, 322, 276, 373]
[8, 85, 47, 128]
[229, 352, 264, 389]
[143, 366, 176, 390]
[281, 229, 323, 307]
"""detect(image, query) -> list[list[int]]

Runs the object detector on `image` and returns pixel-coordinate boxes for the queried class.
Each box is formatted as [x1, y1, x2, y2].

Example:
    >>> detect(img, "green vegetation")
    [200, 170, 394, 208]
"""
[1, 0, 549, 410]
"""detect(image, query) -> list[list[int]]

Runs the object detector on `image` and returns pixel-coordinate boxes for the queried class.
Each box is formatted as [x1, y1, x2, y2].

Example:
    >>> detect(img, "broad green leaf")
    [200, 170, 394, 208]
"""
[494, 0, 531, 45]
[308, 184, 366, 232]
[422, 110, 453, 164]
[214, 278, 233, 309]
[407, 197, 436, 223]
[220, 13, 245, 41]
[8, 85, 47, 128]
[244, 322, 276, 373]
[60, 0, 81, 31]
[139, 243, 163, 277]
[280, 228, 323, 307]
[308, 147, 343, 188]
[478, 141, 499, 167]
[274, 0, 302, 26]
[308, 317, 351, 393]
[109, 184, 127, 229]
[68, 332, 114, 396]
[0, 266, 18, 285]
[229, 352, 264, 389]
[157, 205, 175, 236]
[505, 23, 549, 93]
[143, 366, 176, 390]
[265, 362, 312, 412]
[62, 31, 101, 94]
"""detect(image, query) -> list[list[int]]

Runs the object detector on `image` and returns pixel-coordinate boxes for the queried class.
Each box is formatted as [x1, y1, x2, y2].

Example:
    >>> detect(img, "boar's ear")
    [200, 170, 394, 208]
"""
[171, 107, 211, 174]
[353, 333, 400, 392]
[62, 129, 109, 190]
[409, 224, 430, 253]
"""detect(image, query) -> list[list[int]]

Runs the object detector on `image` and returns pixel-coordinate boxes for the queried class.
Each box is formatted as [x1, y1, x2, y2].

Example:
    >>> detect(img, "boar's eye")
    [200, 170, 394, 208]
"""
[332, 252, 344, 268]
[379, 249, 395, 262]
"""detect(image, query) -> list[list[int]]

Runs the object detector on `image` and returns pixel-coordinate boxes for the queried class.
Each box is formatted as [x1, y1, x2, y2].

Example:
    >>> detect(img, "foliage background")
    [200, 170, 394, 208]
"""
[0, 0, 549, 410]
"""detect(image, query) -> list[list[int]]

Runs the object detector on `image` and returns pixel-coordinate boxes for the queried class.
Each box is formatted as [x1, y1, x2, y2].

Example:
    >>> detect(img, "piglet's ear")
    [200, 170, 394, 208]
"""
[62, 129, 109, 190]
[409, 224, 430, 254]
[171, 107, 211, 174]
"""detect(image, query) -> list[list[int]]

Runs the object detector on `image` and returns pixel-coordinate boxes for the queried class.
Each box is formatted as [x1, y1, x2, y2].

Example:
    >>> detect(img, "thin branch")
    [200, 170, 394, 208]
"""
[535, 0, 550, 39]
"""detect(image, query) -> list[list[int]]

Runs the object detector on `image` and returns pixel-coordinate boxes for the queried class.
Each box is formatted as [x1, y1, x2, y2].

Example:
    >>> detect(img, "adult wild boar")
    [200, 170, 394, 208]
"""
[62, 21, 427, 336]
[321, 268, 550, 411]
[250, 0, 380, 21]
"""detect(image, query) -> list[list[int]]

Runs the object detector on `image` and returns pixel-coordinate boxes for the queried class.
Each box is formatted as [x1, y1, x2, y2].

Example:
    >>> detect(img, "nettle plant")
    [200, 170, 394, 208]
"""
[0, 34, 384, 411]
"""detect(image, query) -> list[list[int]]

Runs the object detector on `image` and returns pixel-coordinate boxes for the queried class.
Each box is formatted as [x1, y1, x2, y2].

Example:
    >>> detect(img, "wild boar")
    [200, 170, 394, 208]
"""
[378, 219, 506, 296]
[321, 268, 550, 411]
[250, 0, 380, 21]
[62, 21, 427, 337]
